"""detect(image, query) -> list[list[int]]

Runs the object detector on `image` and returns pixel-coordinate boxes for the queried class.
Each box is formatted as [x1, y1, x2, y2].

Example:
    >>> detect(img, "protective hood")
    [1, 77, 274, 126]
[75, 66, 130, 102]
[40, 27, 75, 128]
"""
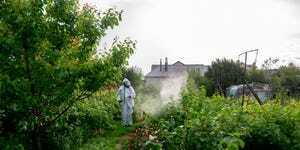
[123, 78, 131, 87]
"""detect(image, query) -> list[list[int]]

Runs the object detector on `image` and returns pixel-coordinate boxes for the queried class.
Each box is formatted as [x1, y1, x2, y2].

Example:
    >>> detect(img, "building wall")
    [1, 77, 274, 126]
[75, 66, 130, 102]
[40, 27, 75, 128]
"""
[146, 63, 209, 87]
[186, 65, 208, 76]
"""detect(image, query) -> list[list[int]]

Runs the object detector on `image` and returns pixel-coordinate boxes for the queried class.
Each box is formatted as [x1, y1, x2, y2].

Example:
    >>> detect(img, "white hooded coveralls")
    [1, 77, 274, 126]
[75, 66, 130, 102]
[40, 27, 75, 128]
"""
[117, 78, 136, 125]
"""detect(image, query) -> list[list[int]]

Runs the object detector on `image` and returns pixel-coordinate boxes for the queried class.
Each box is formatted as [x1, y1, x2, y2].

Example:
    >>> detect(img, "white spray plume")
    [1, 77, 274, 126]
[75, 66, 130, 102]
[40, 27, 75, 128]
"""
[136, 71, 188, 115]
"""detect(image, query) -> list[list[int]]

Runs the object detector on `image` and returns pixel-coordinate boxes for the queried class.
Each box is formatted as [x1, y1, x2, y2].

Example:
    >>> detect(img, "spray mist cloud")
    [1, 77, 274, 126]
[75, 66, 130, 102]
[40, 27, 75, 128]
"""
[137, 71, 188, 115]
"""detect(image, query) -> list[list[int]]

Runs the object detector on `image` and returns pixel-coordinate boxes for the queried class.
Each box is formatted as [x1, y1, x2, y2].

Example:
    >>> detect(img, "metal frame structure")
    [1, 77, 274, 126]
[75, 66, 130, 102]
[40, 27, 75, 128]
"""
[238, 49, 262, 106]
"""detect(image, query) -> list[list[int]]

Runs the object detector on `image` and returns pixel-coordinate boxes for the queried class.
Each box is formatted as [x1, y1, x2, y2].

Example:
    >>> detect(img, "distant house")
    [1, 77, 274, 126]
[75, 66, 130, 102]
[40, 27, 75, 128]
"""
[145, 57, 209, 86]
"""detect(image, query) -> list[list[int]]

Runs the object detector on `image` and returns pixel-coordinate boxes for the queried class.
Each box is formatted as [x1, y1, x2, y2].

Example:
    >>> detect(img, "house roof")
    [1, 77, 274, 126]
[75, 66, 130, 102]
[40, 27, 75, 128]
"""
[173, 61, 185, 66]
[145, 66, 168, 77]
[146, 65, 186, 77]
[145, 61, 209, 78]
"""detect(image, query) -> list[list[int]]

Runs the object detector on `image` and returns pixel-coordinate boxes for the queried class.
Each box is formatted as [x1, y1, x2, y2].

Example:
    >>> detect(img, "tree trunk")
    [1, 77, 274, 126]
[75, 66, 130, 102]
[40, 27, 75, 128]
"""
[32, 127, 42, 150]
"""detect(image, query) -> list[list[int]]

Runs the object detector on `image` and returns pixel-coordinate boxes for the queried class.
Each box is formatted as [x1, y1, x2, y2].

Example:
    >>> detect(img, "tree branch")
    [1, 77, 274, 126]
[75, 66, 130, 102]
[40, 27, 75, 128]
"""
[41, 91, 93, 128]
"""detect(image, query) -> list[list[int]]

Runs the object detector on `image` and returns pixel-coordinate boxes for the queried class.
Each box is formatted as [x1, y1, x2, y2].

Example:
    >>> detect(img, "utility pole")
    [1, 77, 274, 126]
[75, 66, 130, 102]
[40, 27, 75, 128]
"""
[239, 49, 259, 106]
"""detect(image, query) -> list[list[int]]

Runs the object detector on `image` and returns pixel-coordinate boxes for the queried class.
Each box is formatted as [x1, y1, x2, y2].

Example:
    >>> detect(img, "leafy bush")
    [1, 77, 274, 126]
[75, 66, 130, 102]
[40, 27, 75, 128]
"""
[123, 67, 144, 89]
[139, 80, 300, 150]
[188, 71, 215, 96]
[45, 90, 120, 150]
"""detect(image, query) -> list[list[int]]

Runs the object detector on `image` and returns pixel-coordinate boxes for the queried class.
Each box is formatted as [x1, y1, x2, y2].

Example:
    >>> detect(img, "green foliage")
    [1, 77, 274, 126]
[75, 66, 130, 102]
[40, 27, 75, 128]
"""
[124, 66, 144, 89]
[188, 70, 214, 96]
[0, 0, 134, 149]
[46, 90, 120, 150]
[205, 58, 244, 96]
[246, 68, 267, 83]
[137, 79, 300, 150]
[275, 63, 300, 97]
[0, 89, 121, 150]
[261, 58, 300, 98]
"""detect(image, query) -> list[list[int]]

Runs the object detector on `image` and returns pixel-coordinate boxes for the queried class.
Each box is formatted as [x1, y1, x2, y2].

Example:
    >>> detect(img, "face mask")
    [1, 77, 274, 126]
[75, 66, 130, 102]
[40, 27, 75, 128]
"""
[124, 82, 130, 88]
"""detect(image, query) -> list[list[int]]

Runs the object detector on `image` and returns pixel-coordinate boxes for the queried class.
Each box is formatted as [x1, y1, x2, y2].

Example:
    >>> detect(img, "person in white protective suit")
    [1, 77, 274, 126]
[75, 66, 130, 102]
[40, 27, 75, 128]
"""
[117, 78, 136, 126]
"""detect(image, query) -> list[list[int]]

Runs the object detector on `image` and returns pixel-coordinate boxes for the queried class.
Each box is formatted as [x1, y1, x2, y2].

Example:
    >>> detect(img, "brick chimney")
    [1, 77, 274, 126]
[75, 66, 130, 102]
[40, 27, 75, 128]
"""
[165, 57, 168, 72]
[160, 58, 162, 71]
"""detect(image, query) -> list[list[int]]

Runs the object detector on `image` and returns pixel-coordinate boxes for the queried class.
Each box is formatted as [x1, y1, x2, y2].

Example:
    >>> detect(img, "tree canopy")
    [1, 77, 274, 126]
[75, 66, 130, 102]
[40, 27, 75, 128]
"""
[0, 0, 135, 149]
[205, 58, 244, 96]
[124, 66, 143, 89]
[275, 63, 300, 97]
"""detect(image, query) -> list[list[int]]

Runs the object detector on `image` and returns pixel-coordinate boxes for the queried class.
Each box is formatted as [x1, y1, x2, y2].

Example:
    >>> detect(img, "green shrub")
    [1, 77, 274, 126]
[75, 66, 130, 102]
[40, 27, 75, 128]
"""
[140, 82, 300, 150]
[41, 90, 120, 150]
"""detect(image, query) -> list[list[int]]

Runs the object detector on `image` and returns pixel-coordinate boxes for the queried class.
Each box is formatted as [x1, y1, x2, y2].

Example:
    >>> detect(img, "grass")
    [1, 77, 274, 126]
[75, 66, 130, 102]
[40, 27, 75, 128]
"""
[79, 121, 143, 150]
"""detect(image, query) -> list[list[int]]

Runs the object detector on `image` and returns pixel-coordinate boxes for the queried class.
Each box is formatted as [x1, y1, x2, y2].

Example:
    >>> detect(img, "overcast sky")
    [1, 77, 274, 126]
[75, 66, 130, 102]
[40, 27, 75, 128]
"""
[81, 0, 300, 73]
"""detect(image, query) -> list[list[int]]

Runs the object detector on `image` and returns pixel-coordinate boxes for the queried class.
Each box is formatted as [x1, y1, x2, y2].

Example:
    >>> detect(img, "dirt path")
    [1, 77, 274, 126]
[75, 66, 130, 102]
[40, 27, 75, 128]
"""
[115, 114, 147, 150]
[115, 119, 146, 149]
[115, 131, 137, 150]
